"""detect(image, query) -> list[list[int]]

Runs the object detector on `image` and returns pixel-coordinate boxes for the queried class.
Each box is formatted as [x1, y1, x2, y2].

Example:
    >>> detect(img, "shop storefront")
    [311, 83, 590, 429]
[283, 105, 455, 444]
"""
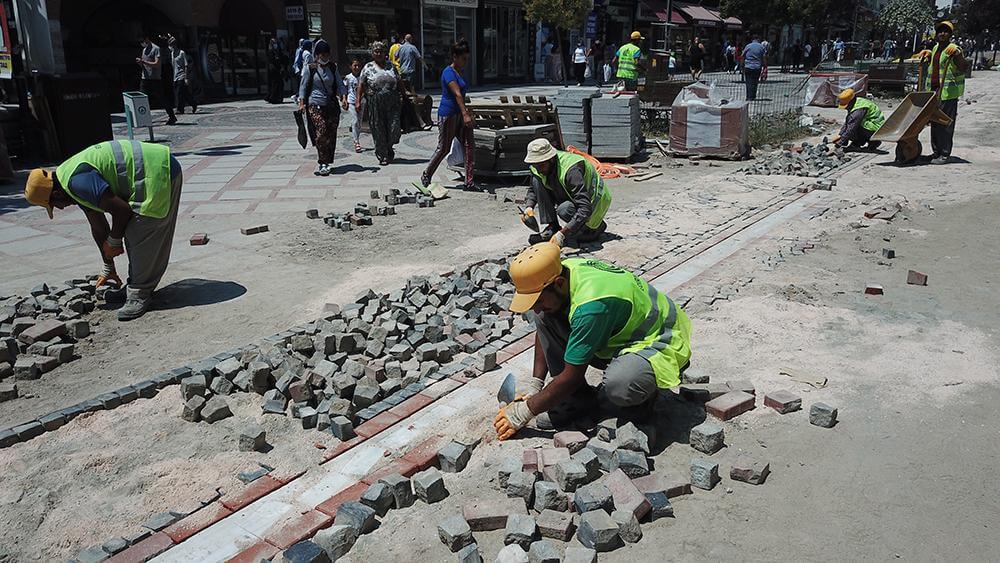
[422, 0, 478, 87]
[479, 0, 532, 83]
[337, 0, 418, 63]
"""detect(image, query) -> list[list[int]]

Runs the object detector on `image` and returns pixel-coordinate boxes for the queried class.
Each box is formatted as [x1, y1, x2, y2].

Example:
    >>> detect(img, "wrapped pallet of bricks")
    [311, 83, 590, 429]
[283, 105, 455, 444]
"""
[552, 89, 601, 153]
[589, 94, 642, 160]
[669, 82, 750, 159]
[472, 123, 562, 174]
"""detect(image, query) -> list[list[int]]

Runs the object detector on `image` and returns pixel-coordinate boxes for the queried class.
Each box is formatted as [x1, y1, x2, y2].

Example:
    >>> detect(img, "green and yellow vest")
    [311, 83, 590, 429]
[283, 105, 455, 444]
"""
[616, 43, 641, 79]
[565, 258, 692, 389]
[56, 140, 172, 218]
[921, 43, 965, 100]
[852, 97, 885, 132]
[529, 151, 611, 230]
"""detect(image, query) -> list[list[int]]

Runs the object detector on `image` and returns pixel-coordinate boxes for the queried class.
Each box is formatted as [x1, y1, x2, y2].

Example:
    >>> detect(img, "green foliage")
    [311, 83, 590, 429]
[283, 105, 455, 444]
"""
[953, 0, 1000, 37]
[523, 0, 590, 30]
[878, 0, 934, 34]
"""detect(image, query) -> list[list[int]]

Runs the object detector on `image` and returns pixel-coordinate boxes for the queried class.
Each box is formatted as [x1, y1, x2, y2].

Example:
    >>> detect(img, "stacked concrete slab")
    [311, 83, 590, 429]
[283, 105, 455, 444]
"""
[551, 88, 602, 154]
[472, 124, 562, 174]
[589, 95, 642, 161]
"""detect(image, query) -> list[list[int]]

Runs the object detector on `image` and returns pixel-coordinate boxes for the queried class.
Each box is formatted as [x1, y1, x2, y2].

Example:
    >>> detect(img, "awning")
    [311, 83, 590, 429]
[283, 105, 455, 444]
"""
[675, 3, 722, 27]
[723, 16, 742, 30]
[638, 0, 687, 24]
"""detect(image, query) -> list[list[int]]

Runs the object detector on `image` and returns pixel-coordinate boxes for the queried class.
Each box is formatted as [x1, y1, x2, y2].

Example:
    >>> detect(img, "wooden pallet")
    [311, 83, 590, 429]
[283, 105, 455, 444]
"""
[466, 96, 558, 128]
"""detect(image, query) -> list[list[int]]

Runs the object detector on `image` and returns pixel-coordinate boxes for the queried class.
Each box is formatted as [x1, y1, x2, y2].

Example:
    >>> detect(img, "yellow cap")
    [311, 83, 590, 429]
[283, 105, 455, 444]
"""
[630, 31, 644, 41]
[837, 88, 856, 109]
[25, 168, 55, 219]
[508, 242, 563, 313]
[936, 20, 954, 32]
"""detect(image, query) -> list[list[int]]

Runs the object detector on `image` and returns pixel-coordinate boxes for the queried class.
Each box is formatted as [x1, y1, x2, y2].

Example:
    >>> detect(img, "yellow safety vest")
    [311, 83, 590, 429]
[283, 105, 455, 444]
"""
[56, 140, 173, 218]
[565, 258, 692, 389]
[921, 43, 965, 100]
[851, 97, 885, 132]
[616, 44, 641, 79]
[529, 151, 612, 230]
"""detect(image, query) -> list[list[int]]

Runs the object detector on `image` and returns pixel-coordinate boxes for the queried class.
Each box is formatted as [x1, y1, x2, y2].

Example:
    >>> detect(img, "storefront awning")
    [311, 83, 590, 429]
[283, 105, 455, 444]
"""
[638, 0, 688, 24]
[675, 3, 722, 27]
[723, 16, 742, 30]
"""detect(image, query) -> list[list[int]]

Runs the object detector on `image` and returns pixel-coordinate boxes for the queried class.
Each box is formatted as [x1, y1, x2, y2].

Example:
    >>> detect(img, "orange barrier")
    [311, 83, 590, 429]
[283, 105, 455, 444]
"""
[566, 146, 635, 179]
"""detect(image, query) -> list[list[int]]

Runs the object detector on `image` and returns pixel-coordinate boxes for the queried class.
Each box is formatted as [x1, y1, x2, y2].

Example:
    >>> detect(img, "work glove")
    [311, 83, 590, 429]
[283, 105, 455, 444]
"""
[522, 377, 544, 398]
[550, 230, 566, 247]
[96, 262, 122, 289]
[102, 236, 125, 261]
[944, 45, 960, 57]
[494, 399, 533, 441]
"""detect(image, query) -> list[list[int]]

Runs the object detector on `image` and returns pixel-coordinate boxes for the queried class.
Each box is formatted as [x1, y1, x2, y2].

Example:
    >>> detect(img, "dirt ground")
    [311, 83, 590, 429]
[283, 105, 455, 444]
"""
[2, 74, 999, 561]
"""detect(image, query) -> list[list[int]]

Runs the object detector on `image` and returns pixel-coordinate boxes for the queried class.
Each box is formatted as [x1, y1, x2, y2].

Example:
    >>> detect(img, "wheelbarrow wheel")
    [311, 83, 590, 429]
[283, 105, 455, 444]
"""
[895, 139, 921, 164]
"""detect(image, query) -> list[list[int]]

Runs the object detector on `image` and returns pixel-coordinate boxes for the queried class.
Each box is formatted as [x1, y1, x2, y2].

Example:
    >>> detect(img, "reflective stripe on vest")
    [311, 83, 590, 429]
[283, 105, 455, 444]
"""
[55, 141, 172, 219]
[529, 151, 612, 230]
[617, 44, 641, 79]
[852, 97, 885, 133]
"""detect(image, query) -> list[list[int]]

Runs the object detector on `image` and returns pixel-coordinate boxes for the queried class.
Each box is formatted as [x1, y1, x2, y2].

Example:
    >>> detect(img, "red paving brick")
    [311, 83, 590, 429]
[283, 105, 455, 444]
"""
[522, 448, 540, 473]
[223, 540, 280, 563]
[388, 393, 435, 418]
[354, 411, 403, 438]
[420, 378, 462, 399]
[502, 335, 535, 357]
[106, 532, 173, 563]
[220, 475, 284, 512]
[162, 502, 233, 543]
[449, 372, 474, 384]
[705, 390, 756, 421]
[263, 509, 333, 549]
[400, 435, 447, 471]
[315, 482, 368, 516]
[362, 459, 421, 484]
[604, 468, 652, 520]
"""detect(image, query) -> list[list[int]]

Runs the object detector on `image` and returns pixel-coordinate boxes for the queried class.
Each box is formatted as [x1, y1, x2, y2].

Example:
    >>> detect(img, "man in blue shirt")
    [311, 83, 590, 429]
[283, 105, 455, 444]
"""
[396, 34, 423, 89]
[742, 36, 767, 101]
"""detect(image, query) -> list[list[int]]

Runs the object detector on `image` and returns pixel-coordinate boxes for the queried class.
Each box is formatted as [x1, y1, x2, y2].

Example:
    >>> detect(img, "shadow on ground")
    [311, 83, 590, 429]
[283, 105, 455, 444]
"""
[152, 278, 247, 310]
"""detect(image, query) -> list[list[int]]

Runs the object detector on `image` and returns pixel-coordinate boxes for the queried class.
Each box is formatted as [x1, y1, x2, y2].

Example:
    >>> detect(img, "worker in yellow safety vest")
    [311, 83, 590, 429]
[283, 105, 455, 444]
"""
[832, 88, 885, 151]
[919, 21, 969, 164]
[23, 141, 184, 321]
[494, 242, 692, 439]
[521, 138, 612, 248]
[612, 31, 645, 91]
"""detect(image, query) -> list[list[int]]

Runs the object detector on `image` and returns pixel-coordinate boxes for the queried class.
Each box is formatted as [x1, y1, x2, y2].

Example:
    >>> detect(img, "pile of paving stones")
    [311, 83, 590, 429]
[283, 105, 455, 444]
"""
[739, 140, 853, 177]
[178, 259, 530, 436]
[1, 281, 94, 403]
[306, 188, 437, 232]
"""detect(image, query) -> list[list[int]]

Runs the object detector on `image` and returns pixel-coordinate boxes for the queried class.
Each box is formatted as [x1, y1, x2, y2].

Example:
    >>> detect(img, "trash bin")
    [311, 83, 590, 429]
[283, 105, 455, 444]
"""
[33, 72, 113, 160]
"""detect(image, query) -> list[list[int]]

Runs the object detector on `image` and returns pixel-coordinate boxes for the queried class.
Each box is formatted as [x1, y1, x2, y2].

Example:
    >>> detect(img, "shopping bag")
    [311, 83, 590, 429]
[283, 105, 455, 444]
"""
[446, 138, 464, 166]
[293, 109, 308, 148]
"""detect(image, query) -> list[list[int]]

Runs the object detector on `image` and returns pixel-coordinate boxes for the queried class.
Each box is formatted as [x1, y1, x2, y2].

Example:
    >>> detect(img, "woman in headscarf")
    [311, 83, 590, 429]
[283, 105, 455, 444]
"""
[356, 41, 402, 165]
[298, 39, 346, 176]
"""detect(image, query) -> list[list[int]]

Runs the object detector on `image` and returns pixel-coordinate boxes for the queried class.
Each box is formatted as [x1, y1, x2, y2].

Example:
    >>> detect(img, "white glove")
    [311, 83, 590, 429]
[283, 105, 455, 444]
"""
[550, 231, 566, 247]
[523, 377, 544, 397]
[505, 399, 534, 428]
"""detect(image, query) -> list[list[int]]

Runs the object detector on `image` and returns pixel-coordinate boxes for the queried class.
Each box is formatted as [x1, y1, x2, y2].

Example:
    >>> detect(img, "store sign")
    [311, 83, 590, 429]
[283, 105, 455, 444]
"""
[585, 12, 598, 38]
[285, 6, 305, 21]
[424, 0, 479, 7]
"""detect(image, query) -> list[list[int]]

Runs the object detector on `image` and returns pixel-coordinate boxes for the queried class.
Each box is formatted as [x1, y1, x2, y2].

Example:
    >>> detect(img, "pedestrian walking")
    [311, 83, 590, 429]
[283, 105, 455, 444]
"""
[136, 34, 176, 125]
[588, 39, 605, 86]
[573, 41, 587, 86]
[421, 42, 477, 191]
[742, 35, 766, 101]
[792, 41, 802, 72]
[725, 42, 736, 73]
[357, 41, 402, 166]
[344, 57, 365, 153]
[396, 34, 423, 91]
[612, 32, 644, 91]
[689, 37, 705, 81]
[298, 39, 347, 176]
[551, 41, 565, 84]
[834, 37, 845, 62]
[882, 38, 895, 60]
[168, 37, 197, 114]
[265, 38, 286, 104]
[542, 39, 554, 82]
[803, 41, 813, 69]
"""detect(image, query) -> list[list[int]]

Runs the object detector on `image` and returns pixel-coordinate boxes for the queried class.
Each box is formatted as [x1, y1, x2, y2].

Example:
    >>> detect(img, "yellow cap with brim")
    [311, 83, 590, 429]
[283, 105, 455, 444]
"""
[509, 242, 563, 313]
[25, 168, 55, 219]
[936, 21, 954, 32]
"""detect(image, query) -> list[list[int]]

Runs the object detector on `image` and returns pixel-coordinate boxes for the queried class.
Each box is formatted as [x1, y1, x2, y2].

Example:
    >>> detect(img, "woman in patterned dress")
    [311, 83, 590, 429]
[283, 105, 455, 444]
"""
[356, 41, 402, 165]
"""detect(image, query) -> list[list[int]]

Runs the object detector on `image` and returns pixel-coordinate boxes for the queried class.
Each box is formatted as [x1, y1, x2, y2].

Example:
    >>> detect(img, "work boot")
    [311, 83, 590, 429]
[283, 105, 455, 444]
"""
[931, 155, 950, 165]
[166, 116, 177, 125]
[420, 171, 431, 188]
[535, 384, 599, 431]
[117, 295, 151, 321]
[103, 287, 126, 304]
[866, 141, 881, 151]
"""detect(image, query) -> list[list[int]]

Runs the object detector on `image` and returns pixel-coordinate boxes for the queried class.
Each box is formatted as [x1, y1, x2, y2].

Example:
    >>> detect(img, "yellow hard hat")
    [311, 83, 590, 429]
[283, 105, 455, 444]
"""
[837, 88, 856, 109]
[936, 20, 954, 33]
[24, 168, 55, 219]
[508, 242, 563, 313]
[630, 31, 644, 41]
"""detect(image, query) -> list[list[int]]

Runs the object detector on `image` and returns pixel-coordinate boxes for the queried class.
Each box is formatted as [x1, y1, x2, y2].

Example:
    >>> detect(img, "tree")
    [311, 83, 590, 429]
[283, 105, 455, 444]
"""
[878, 0, 934, 35]
[953, 0, 1000, 38]
[523, 0, 589, 83]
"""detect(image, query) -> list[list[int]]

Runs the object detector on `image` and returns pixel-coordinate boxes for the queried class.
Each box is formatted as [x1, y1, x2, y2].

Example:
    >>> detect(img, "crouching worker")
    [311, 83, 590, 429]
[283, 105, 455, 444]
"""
[495, 242, 692, 439]
[832, 88, 885, 151]
[24, 140, 183, 321]
[520, 139, 611, 247]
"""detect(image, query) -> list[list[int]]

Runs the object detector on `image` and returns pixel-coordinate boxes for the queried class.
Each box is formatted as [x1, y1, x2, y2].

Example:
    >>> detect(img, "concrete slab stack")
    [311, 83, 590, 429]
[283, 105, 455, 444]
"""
[551, 89, 602, 154]
[589, 94, 642, 161]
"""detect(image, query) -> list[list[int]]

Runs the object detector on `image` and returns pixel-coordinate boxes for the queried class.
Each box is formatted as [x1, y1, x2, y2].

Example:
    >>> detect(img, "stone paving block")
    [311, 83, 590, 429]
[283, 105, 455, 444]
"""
[690, 458, 720, 490]
[536, 509, 575, 541]
[438, 514, 475, 552]
[413, 467, 448, 503]
[522, 449, 540, 473]
[604, 468, 651, 521]
[610, 449, 649, 478]
[730, 457, 771, 485]
[644, 491, 674, 520]
[810, 402, 838, 428]
[496, 544, 529, 563]
[312, 525, 356, 561]
[142, 511, 183, 531]
[705, 390, 756, 421]
[13, 421, 43, 441]
[360, 482, 394, 516]
[504, 513, 537, 550]
[77, 545, 110, 563]
[764, 390, 802, 414]
[611, 509, 642, 543]
[13, 357, 40, 380]
[498, 457, 522, 488]
[631, 473, 692, 498]
[438, 440, 472, 472]
[907, 270, 928, 286]
[506, 470, 537, 505]
[615, 422, 650, 453]
[689, 421, 725, 454]
[577, 510, 623, 552]
[573, 482, 613, 514]
[378, 473, 414, 509]
[17, 318, 66, 344]
[201, 395, 233, 423]
[180, 374, 207, 400]
[181, 395, 206, 422]
[680, 367, 710, 384]
[864, 284, 884, 296]
[552, 459, 589, 492]
[553, 430, 588, 453]
[37, 411, 66, 431]
[209, 375, 235, 396]
[0, 382, 17, 402]
[572, 448, 601, 481]
[275, 540, 330, 563]
[330, 415, 356, 440]
[564, 546, 597, 563]
[462, 497, 527, 531]
[679, 383, 730, 402]
[726, 379, 756, 395]
[334, 501, 377, 535]
[0, 428, 18, 447]
[527, 540, 561, 563]
[533, 480, 568, 512]
[101, 537, 128, 555]
[47, 342, 75, 363]
[238, 467, 270, 483]
[585, 438, 615, 472]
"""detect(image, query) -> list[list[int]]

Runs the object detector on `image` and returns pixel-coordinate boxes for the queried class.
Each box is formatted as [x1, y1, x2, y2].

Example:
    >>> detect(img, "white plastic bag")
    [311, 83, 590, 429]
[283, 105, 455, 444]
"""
[604, 63, 613, 83]
[446, 138, 464, 166]
[584, 62, 592, 79]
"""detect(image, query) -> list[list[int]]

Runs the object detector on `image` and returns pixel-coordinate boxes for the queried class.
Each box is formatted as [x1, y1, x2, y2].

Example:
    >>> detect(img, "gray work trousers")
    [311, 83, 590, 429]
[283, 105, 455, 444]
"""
[124, 166, 183, 298]
[532, 179, 577, 228]
[931, 98, 958, 158]
[528, 310, 658, 407]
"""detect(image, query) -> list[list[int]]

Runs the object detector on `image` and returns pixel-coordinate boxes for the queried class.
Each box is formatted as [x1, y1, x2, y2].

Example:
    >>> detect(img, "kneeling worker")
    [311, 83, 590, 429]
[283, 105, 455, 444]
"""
[495, 242, 692, 440]
[832, 88, 885, 151]
[521, 138, 611, 247]
[24, 140, 183, 321]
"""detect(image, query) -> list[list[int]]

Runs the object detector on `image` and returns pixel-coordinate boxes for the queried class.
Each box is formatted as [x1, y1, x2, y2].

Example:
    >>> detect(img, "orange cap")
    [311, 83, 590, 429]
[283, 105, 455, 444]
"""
[508, 242, 563, 313]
